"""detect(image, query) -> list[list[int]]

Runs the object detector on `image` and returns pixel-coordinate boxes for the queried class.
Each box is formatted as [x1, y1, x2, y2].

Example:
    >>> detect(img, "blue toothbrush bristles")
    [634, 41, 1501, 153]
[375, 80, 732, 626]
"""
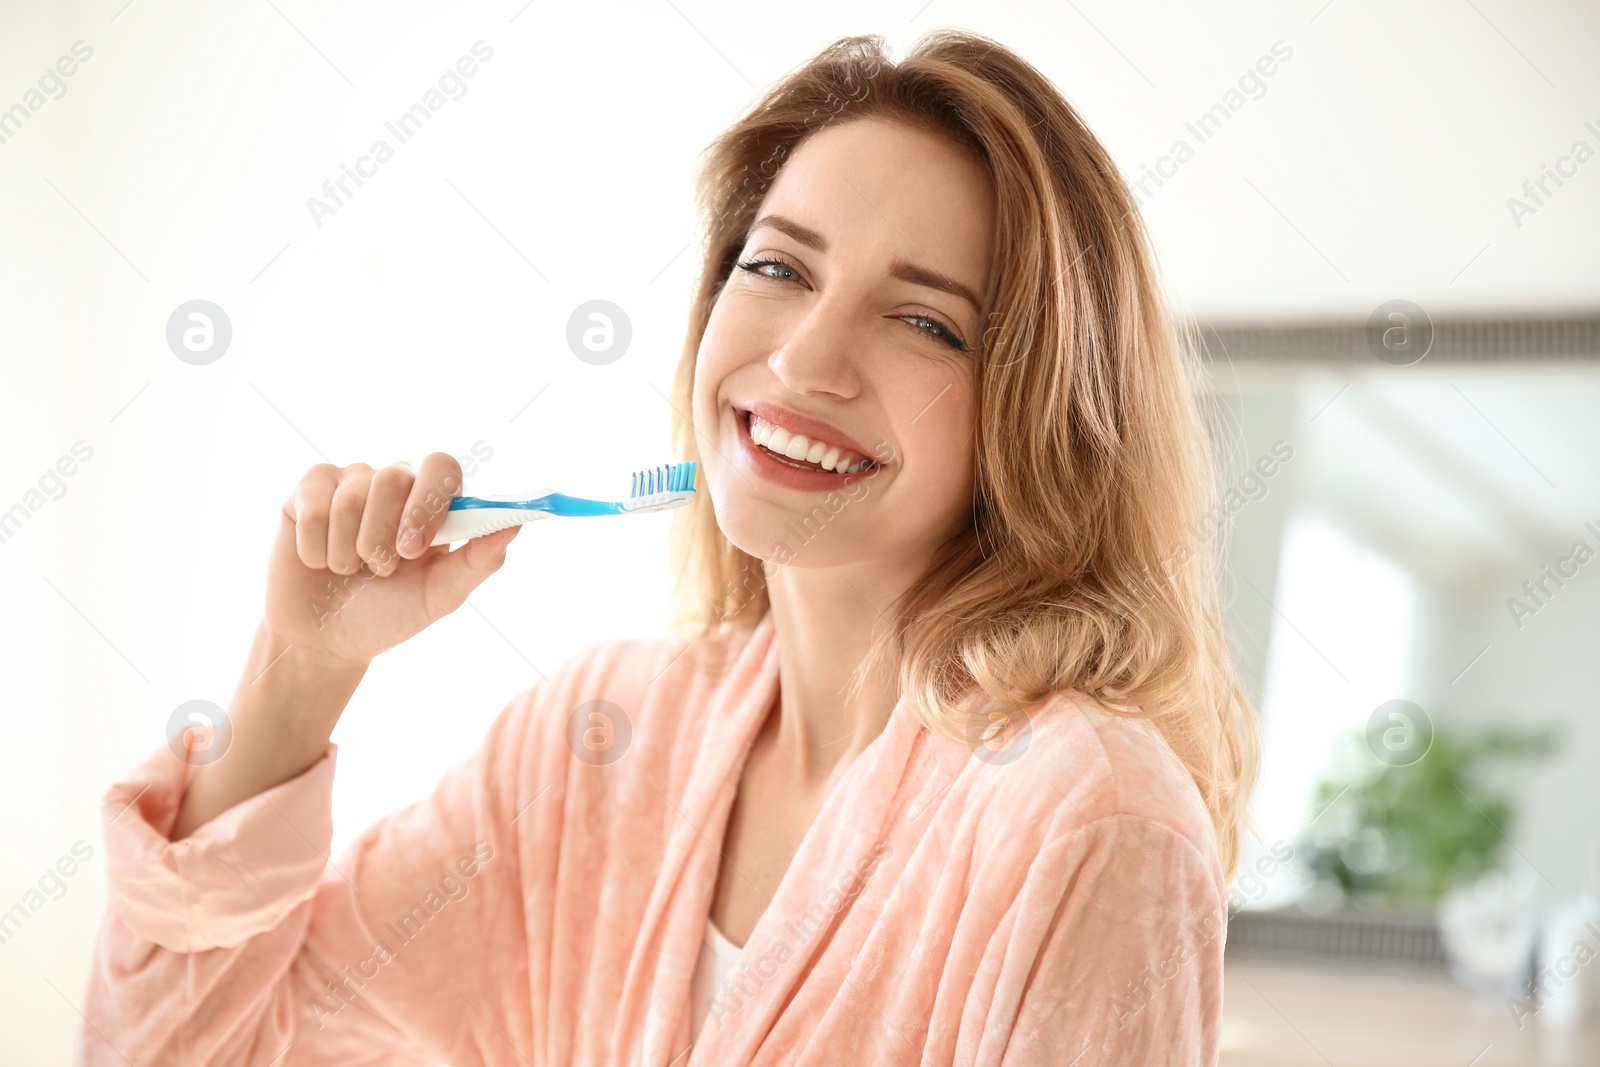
[631, 461, 697, 499]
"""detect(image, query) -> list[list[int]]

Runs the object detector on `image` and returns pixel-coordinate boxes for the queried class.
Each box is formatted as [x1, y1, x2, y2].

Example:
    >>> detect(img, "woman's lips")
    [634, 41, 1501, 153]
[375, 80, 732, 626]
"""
[737, 400, 878, 461]
[733, 408, 885, 492]
[747, 413, 872, 473]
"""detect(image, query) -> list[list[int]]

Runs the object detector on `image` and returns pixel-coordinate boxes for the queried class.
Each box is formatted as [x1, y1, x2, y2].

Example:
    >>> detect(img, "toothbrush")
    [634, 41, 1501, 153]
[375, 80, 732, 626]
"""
[428, 461, 698, 547]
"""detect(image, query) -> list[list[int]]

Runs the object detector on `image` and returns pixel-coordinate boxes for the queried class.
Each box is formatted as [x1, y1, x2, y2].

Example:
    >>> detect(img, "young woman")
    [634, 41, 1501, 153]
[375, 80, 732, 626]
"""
[82, 30, 1259, 1066]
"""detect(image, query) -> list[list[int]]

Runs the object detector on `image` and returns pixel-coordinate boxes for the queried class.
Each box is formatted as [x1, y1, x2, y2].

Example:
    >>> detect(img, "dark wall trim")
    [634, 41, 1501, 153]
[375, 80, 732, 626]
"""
[1193, 317, 1600, 364]
[1225, 907, 1448, 972]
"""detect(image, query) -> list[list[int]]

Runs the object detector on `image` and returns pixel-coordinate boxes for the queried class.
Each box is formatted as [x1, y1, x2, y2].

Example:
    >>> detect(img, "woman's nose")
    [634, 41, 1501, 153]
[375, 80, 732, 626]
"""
[768, 298, 863, 398]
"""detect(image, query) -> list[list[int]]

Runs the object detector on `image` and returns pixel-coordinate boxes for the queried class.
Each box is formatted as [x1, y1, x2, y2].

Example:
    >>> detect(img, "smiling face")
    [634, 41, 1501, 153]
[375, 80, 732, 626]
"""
[692, 116, 996, 572]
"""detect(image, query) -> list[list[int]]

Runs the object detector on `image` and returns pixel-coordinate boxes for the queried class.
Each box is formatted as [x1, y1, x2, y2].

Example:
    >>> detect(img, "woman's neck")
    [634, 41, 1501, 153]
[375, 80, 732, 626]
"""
[763, 561, 909, 784]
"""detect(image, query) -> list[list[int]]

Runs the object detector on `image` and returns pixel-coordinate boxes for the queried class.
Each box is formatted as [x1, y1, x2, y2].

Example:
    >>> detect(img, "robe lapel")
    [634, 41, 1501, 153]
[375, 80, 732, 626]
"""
[686, 663, 926, 1064]
[614, 613, 783, 1067]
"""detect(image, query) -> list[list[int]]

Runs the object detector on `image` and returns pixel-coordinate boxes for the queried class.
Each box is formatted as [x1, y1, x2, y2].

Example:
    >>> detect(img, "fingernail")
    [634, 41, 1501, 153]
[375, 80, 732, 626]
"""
[399, 526, 421, 552]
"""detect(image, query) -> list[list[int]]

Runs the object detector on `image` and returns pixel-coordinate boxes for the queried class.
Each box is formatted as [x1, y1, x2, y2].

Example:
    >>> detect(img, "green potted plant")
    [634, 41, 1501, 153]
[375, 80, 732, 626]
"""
[1298, 724, 1557, 909]
[1292, 721, 1558, 994]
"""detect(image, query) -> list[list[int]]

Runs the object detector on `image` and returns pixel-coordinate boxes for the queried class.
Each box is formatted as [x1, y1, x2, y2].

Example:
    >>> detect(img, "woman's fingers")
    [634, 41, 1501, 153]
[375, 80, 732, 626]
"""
[288, 463, 368, 572]
[395, 452, 466, 560]
[318, 464, 371, 576]
[426, 524, 520, 611]
[286, 465, 337, 571]
[357, 461, 417, 577]
[284, 457, 461, 578]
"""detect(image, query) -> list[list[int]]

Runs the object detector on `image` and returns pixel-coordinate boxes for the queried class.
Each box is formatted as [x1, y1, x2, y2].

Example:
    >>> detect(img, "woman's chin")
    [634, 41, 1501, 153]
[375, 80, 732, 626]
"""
[716, 515, 795, 563]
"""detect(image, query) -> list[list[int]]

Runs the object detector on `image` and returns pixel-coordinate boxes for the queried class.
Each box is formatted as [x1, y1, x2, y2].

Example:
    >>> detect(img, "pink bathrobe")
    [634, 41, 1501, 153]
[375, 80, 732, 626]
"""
[81, 611, 1226, 1065]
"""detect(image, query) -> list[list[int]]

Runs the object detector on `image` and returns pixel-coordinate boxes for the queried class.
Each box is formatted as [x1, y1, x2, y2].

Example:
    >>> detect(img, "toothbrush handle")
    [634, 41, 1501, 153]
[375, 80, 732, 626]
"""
[430, 505, 553, 547]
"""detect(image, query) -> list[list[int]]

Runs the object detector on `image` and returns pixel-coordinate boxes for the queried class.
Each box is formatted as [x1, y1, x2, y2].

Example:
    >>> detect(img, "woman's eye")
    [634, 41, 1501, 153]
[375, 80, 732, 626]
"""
[737, 257, 801, 283]
[903, 314, 968, 352]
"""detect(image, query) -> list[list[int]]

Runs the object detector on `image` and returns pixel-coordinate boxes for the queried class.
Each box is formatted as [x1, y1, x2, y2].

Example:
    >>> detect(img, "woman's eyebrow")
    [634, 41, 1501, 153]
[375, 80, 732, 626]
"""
[750, 213, 983, 314]
[752, 213, 828, 251]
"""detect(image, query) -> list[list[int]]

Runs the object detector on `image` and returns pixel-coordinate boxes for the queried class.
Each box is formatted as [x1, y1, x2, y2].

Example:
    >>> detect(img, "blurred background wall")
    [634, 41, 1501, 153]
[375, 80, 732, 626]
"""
[1, 0, 1596, 1062]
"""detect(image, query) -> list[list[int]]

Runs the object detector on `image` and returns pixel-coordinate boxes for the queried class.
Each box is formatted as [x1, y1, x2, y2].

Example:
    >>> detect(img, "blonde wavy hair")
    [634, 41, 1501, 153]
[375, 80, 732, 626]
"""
[665, 30, 1260, 880]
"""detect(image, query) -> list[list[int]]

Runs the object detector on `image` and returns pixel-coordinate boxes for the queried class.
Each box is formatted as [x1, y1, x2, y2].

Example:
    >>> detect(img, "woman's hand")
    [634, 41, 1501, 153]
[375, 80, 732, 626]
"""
[263, 454, 520, 668]
[171, 454, 518, 840]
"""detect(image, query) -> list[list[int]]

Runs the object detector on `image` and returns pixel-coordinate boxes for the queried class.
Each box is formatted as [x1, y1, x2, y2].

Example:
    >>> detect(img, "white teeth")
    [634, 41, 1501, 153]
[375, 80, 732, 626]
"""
[746, 412, 875, 474]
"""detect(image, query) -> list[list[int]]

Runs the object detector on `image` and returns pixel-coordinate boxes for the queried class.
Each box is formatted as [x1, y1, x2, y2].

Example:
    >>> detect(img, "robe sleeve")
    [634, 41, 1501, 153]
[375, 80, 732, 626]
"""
[77, 680, 542, 1067]
[1002, 813, 1227, 1067]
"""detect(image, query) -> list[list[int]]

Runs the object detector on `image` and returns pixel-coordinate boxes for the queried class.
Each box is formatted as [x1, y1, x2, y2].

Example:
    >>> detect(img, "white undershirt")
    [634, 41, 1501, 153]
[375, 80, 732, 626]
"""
[690, 916, 745, 1036]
